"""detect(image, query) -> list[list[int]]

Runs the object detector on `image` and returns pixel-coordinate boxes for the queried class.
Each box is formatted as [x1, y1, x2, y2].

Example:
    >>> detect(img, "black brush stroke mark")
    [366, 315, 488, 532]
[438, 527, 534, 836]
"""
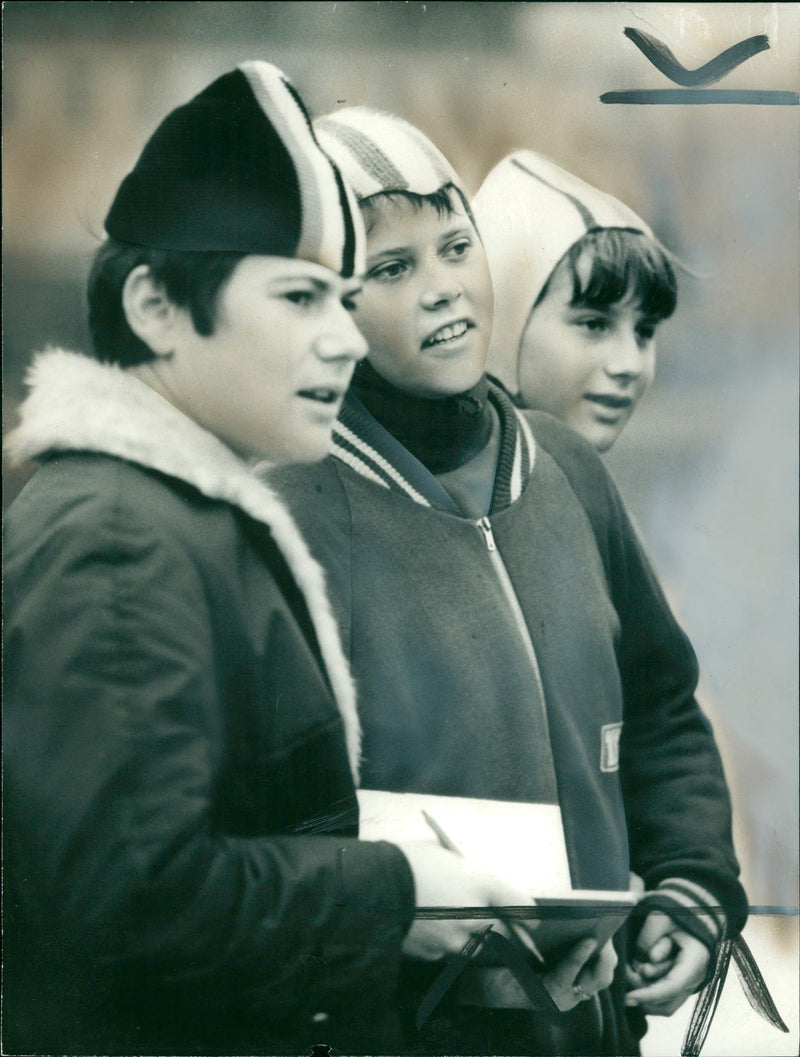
[624, 27, 770, 87]
[415, 925, 493, 1029]
[481, 929, 561, 1021]
[415, 926, 561, 1030]
[731, 935, 790, 1032]
[601, 89, 799, 105]
[412, 903, 798, 919]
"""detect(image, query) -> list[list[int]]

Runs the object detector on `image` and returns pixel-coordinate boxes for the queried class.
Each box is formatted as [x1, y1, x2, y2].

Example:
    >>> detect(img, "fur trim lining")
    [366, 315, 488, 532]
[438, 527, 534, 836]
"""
[7, 349, 361, 782]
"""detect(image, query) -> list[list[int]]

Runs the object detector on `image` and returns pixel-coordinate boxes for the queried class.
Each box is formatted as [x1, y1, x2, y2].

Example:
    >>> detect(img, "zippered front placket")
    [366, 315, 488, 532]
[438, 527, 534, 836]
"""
[476, 515, 572, 887]
[476, 516, 550, 723]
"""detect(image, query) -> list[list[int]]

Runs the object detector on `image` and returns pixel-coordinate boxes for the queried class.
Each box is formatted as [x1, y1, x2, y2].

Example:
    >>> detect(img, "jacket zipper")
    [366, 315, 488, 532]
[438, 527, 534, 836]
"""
[476, 516, 549, 715]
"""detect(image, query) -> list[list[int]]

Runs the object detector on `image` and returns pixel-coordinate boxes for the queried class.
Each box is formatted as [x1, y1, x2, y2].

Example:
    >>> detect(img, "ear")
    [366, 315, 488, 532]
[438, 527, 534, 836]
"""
[122, 265, 181, 356]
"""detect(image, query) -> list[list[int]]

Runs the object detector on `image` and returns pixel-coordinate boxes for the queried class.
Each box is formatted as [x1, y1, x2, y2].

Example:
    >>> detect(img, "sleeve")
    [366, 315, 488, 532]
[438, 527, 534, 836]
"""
[602, 473, 748, 939]
[3, 472, 415, 1023]
[530, 414, 748, 939]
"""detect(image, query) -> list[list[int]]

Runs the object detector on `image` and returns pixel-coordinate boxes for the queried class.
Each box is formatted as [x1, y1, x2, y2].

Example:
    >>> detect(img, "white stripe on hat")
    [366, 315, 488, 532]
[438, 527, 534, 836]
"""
[240, 61, 361, 276]
[315, 107, 464, 201]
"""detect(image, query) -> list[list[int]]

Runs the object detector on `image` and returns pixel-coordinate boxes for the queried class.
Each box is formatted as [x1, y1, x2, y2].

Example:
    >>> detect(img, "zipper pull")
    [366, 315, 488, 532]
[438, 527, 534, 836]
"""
[477, 516, 496, 552]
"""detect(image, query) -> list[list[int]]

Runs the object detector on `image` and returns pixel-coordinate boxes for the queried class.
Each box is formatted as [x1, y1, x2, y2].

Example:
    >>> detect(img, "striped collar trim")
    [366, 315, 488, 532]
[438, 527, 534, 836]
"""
[331, 382, 536, 512]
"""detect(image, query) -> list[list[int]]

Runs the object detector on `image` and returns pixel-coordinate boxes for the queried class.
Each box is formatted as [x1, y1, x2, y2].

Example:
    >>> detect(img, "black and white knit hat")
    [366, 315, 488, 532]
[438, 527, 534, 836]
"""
[105, 61, 364, 278]
[473, 150, 653, 396]
[313, 106, 467, 203]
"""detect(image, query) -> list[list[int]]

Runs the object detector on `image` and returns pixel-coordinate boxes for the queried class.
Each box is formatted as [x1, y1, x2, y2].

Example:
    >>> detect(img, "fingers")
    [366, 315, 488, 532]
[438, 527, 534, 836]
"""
[561, 937, 601, 976]
[626, 932, 710, 1015]
[576, 938, 618, 993]
[628, 934, 677, 987]
[403, 915, 498, 960]
[628, 871, 646, 897]
[482, 876, 541, 955]
[625, 980, 693, 1023]
[397, 842, 539, 963]
[542, 938, 601, 1012]
[634, 910, 674, 956]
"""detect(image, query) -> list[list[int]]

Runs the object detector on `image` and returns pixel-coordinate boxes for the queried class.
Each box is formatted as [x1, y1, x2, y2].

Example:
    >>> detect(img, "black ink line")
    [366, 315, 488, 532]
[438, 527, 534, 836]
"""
[601, 89, 799, 106]
[416, 925, 493, 1028]
[413, 903, 799, 919]
[416, 927, 559, 1030]
[414, 905, 617, 920]
[624, 27, 770, 88]
[747, 905, 800, 916]
[732, 936, 790, 1033]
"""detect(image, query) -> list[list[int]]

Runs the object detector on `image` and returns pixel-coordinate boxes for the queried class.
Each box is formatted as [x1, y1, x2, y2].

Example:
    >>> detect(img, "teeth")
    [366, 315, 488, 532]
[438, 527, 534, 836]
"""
[427, 320, 469, 346]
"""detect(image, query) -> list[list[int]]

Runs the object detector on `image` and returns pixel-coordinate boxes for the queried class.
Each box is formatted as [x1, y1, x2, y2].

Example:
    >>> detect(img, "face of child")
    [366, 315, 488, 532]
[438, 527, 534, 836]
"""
[517, 259, 659, 452]
[353, 195, 494, 398]
[143, 256, 367, 464]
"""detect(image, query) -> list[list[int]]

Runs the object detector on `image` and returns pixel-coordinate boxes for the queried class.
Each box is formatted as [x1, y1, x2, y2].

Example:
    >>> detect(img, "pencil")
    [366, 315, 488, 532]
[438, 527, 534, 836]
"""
[421, 809, 463, 856]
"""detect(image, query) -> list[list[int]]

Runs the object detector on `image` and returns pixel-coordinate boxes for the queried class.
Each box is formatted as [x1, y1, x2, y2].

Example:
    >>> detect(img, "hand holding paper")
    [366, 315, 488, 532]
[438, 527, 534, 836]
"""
[394, 839, 538, 962]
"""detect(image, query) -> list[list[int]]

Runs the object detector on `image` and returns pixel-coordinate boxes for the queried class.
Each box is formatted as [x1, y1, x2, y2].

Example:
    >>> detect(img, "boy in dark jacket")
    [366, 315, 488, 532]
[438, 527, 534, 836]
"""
[273, 107, 749, 1055]
[3, 64, 534, 1056]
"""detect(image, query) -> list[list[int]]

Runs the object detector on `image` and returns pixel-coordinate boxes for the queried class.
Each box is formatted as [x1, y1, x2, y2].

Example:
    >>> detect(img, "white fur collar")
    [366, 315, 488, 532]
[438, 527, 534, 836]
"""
[7, 349, 361, 782]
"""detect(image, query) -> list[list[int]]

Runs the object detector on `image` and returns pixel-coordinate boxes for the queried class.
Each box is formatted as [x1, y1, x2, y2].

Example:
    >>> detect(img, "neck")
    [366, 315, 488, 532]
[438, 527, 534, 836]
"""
[349, 360, 493, 473]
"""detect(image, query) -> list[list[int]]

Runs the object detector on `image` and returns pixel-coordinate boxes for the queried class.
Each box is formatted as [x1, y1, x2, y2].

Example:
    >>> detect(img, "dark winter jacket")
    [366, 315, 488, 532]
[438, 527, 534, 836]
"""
[3, 350, 415, 1056]
[273, 382, 748, 1054]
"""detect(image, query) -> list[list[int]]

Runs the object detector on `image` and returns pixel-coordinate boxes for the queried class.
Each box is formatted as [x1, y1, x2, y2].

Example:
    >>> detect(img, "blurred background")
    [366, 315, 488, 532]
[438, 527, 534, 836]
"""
[3, 3, 798, 1052]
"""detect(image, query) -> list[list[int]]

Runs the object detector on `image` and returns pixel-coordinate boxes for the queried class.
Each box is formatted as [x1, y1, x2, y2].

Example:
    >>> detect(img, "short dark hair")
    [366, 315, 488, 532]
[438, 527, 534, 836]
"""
[358, 183, 478, 234]
[539, 228, 678, 321]
[87, 240, 247, 366]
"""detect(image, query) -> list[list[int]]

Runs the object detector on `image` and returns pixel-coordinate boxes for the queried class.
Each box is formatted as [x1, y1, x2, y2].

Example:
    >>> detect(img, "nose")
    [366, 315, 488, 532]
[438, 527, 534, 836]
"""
[314, 310, 368, 364]
[603, 326, 644, 380]
[419, 257, 461, 311]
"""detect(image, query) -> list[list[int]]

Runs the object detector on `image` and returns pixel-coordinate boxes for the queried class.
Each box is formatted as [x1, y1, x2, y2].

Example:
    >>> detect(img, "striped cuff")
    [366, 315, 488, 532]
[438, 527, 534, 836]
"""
[638, 878, 728, 953]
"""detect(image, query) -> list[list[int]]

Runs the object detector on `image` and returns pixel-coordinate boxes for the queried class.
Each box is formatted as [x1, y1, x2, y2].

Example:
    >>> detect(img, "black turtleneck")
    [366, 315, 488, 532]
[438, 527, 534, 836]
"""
[349, 360, 494, 475]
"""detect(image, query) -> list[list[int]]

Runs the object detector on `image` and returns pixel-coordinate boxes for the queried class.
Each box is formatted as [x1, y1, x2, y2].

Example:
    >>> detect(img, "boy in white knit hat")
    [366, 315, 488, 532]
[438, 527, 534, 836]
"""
[473, 151, 677, 452]
[273, 107, 754, 1056]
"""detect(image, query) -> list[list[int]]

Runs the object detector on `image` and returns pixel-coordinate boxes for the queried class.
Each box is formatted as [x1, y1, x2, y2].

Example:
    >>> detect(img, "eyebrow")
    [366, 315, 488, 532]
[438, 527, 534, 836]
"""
[366, 224, 473, 263]
[440, 222, 473, 238]
[366, 245, 413, 262]
[269, 274, 327, 289]
[270, 274, 360, 298]
[566, 301, 661, 322]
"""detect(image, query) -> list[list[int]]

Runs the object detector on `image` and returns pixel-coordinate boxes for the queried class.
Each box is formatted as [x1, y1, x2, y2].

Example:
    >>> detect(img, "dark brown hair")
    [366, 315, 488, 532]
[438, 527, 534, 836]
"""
[87, 240, 246, 366]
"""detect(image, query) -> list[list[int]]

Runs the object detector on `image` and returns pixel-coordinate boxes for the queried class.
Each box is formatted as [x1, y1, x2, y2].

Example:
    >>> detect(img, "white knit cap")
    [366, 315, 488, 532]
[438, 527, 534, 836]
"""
[314, 107, 467, 202]
[473, 150, 653, 396]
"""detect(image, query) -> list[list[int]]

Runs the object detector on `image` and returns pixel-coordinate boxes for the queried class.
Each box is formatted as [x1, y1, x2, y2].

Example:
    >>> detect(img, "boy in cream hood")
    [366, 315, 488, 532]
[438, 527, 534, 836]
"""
[474, 150, 677, 452]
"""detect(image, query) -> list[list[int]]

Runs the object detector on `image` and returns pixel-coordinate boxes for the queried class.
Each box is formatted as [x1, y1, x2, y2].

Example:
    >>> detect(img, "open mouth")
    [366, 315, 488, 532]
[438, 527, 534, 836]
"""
[296, 388, 342, 405]
[421, 318, 473, 349]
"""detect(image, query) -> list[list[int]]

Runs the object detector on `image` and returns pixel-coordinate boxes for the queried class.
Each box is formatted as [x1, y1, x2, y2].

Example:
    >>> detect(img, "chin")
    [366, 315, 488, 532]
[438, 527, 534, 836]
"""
[588, 429, 620, 454]
[431, 367, 485, 398]
[252, 431, 331, 467]
[293, 432, 334, 464]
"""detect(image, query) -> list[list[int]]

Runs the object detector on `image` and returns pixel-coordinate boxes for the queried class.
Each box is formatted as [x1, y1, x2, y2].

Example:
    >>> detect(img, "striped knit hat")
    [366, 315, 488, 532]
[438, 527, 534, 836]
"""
[313, 107, 467, 203]
[473, 150, 653, 396]
[105, 61, 364, 278]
